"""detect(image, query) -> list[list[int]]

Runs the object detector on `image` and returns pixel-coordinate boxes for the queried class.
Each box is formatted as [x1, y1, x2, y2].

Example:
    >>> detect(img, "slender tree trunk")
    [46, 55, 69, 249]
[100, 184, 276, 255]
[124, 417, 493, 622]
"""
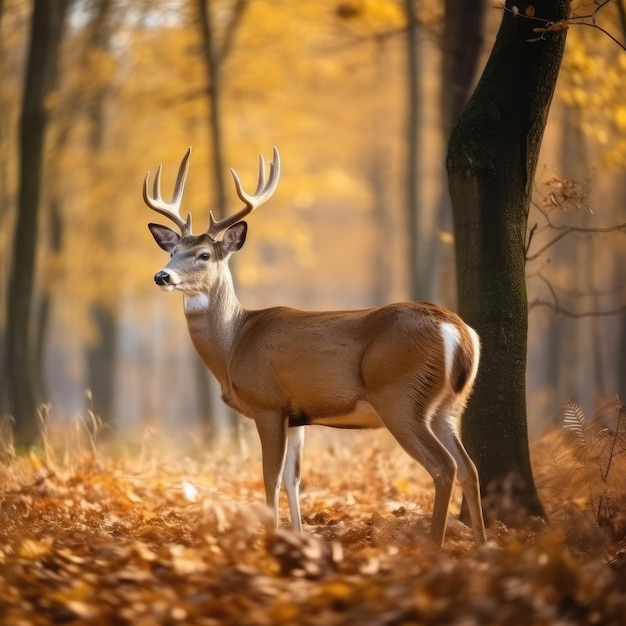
[6, 0, 67, 443]
[85, 0, 118, 425]
[199, 0, 227, 217]
[447, 0, 569, 525]
[197, 0, 247, 218]
[441, 0, 487, 140]
[425, 0, 487, 306]
[404, 0, 423, 301]
[0, 0, 8, 413]
[371, 37, 393, 305]
[197, 0, 248, 436]
[36, 196, 62, 403]
[0, 0, 7, 224]
[197, 0, 227, 431]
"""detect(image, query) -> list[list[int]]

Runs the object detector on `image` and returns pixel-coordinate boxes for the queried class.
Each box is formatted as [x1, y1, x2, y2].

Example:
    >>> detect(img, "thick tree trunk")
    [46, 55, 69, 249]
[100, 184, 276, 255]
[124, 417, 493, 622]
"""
[447, 1, 569, 524]
[6, 1, 67, 443]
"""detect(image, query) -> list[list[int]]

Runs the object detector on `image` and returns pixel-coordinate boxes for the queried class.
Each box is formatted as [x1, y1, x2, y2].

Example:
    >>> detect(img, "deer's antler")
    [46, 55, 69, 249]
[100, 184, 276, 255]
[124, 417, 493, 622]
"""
[144, 147, 193, 234]
[207, 147, 280, 240]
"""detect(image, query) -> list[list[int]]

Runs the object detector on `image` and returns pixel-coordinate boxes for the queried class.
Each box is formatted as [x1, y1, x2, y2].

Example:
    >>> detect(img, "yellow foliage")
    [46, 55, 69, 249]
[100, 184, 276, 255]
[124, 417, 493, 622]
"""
[615, 105, 626, 130]
[560, 15, 626, 166]
[0, 0, 407, 344]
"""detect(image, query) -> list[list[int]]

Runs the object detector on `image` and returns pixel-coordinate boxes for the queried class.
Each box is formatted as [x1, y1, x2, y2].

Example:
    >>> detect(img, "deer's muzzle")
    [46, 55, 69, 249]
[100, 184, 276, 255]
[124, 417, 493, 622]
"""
[154, 270, 177, 291]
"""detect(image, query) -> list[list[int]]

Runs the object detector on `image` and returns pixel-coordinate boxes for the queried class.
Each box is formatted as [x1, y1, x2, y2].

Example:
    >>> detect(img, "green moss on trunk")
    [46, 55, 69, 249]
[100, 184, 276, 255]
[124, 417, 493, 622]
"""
[447, 0, 569, 524]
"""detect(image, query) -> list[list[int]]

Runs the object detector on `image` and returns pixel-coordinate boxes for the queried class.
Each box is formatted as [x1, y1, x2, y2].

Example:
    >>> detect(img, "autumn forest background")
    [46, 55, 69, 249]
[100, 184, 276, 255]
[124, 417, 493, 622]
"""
[1, 1, 626, 624]
[0, 0, 625, 437]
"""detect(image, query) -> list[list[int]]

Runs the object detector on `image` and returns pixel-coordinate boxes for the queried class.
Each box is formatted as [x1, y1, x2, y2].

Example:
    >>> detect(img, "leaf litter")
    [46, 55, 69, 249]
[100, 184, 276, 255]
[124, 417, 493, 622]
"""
[1, 425, 625, 625]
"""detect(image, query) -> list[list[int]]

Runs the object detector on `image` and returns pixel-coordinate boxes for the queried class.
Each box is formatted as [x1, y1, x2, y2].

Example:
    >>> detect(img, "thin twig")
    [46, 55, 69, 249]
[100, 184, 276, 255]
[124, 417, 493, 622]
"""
[600, 400, 625, 481]
[526, 221, 626, 261]
[525, 223, 538, 257]
[576, 21, 626, 49]
[528, 299, 626, 318]
[500, 0, 626, 51]
[528, 270, 626, 297]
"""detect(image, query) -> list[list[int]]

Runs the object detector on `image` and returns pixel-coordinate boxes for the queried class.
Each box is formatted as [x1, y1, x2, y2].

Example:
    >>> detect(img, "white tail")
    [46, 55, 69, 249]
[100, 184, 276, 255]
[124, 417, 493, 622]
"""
[144, 148, 487, 547]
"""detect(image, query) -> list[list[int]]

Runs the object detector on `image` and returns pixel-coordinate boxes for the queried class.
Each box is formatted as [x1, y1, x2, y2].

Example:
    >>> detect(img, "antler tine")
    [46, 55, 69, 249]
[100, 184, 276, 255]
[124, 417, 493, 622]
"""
[207, 147, 280, 239]
[143, 147, 193, 234]
[254, 152, 266, 195]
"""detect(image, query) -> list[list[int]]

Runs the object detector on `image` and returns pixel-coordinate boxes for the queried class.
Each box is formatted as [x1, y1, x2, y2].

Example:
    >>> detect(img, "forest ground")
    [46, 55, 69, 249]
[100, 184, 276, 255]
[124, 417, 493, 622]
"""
[0, 418, 625, 626]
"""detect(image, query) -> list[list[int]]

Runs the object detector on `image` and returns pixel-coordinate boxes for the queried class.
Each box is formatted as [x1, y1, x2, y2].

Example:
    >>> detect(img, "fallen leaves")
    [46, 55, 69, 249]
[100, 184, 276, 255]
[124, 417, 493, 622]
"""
[0, 428, 625, 624]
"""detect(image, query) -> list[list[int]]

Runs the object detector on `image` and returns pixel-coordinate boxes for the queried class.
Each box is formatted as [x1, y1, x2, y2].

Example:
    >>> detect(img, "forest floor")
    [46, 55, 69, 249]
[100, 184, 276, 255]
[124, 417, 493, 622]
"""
[0, 419, 625, 626]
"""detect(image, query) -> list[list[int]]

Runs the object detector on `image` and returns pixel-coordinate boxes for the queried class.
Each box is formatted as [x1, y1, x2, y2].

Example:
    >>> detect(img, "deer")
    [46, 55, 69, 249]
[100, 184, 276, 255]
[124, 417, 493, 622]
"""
[144, 147, 487, 547]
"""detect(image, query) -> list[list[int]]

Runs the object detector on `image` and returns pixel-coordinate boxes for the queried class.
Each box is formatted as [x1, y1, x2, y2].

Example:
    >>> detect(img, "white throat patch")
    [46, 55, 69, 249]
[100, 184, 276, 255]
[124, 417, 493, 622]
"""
[184, 293, 210, 314]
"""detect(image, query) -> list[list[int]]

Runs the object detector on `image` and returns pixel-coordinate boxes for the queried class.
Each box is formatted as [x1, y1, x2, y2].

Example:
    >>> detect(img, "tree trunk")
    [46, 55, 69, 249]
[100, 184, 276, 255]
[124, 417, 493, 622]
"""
[371, 37, 394, 305]
[196, 0, 248, 436]
[198, 0, 227, 217]
[447, 0, 569, 525]
[85, 0, 118, 427]
[404, 0, 423, 301]
[197, 0, 248, 218]
[424, 0, 487, 306]
[5, 0, 67, 443]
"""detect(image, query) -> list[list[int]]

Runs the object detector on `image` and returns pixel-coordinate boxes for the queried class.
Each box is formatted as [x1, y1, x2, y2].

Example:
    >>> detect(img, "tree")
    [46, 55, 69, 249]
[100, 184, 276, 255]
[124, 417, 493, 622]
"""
[197, 0, 249, 436]
[405, 1, 488, 304]
[83, 0, 119, 426]
[5, 0, 68, 443]
[404, 0, 423, 302]
[427, 0, 488, 306]
[447, 0, 570, 524]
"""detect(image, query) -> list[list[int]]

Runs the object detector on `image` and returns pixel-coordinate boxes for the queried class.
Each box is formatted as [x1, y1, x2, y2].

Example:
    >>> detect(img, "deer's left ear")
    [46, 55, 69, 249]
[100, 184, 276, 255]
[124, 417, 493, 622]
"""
[222, 222, 247, 253]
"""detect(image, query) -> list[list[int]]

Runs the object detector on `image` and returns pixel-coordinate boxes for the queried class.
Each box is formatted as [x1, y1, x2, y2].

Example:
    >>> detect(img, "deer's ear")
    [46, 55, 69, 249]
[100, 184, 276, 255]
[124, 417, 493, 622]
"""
[221, 222, 247, 254]
[149, 223, 180, 252]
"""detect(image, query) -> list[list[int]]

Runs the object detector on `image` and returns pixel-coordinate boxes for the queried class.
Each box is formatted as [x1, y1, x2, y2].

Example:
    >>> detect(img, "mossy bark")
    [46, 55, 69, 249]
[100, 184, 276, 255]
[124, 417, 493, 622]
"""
[447, 1, 569, 524]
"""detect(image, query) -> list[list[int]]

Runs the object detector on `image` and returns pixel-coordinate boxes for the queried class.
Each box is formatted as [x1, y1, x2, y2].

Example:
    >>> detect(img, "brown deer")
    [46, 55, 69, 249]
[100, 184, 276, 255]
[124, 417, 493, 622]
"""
[144, 147, 487, 547]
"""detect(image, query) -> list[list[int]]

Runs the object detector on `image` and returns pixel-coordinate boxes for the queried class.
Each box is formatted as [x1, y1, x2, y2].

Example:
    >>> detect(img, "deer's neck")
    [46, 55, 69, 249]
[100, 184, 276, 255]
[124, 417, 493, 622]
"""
[183, 272, 245, 386]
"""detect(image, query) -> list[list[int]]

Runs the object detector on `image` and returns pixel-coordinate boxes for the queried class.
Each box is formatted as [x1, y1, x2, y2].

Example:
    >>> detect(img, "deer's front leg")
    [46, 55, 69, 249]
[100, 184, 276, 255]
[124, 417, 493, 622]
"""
[255, 414, 289, 528]
[283, 426, 305, 532]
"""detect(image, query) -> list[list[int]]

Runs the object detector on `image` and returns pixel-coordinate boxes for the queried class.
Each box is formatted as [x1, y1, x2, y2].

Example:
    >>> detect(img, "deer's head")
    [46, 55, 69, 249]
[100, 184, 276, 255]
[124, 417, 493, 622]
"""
[144, 147, 280, 295]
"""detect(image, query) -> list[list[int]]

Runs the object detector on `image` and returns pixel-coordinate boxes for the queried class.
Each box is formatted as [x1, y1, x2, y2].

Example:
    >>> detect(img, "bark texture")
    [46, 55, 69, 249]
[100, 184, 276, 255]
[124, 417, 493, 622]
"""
[447, 1, 569, 524]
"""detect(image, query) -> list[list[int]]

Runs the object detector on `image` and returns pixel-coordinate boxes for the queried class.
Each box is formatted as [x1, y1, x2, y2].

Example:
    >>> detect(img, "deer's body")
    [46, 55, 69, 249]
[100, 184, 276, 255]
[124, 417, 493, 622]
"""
[144, 147, 487, 547]
[192, 300, 474, 427]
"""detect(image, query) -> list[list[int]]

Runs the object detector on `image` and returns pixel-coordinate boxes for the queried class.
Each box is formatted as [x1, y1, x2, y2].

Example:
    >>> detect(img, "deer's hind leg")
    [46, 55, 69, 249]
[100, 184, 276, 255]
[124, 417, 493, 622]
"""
[370, 389, 458, 547]
[430, 401, 486, 546]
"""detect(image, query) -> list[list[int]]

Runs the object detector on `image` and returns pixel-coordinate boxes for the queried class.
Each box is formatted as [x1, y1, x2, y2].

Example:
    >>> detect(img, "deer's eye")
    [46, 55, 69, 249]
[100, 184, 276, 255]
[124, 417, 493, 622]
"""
[198, 252, 211, 261]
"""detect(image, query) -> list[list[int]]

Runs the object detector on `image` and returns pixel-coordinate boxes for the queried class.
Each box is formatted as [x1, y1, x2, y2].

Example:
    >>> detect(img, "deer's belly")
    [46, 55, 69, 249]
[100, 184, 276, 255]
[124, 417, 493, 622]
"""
[288, 400, 384, 429]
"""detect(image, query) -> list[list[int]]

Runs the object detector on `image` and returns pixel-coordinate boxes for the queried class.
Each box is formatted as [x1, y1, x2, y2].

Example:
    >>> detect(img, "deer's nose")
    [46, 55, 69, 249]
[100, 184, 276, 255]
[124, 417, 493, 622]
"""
[154, 270, 171, 286]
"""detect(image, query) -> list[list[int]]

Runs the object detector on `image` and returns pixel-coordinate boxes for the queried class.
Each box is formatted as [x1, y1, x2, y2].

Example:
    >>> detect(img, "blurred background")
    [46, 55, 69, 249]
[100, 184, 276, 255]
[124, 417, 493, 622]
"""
[0, 0, 624, 443]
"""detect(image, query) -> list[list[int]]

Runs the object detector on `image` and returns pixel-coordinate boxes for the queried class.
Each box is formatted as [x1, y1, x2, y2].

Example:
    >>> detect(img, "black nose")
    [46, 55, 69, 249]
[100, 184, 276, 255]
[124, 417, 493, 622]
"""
[154, 270, 171, 286]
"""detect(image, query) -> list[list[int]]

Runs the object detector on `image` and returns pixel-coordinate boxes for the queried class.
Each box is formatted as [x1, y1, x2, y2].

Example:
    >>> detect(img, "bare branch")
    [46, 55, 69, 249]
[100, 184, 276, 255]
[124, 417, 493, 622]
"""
[526, 199, 626, 262]
[527, 222, 626, 261]
[501, 0, 626, 51]
[525, 222, 538, 257]
[528, 299, 626, 318]
[528, 269, 626, 318]
[528, 270, 626, 298]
